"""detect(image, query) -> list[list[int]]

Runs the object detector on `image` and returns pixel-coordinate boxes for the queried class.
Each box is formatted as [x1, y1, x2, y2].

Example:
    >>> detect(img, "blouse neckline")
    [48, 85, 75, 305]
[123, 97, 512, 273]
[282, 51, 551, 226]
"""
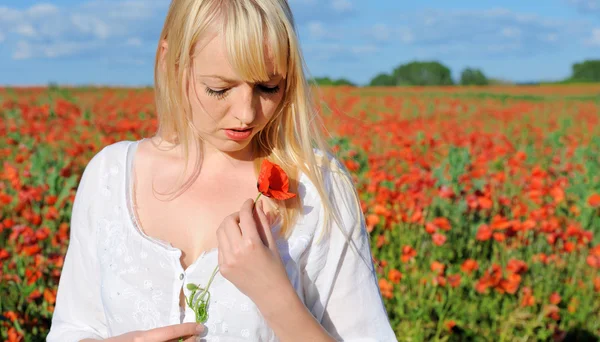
[125, 138, 181, 253]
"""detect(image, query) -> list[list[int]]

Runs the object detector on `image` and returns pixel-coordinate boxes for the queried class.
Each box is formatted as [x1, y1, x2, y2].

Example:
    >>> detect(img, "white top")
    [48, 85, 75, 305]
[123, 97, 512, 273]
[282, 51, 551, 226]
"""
[46, 139, 397, 342]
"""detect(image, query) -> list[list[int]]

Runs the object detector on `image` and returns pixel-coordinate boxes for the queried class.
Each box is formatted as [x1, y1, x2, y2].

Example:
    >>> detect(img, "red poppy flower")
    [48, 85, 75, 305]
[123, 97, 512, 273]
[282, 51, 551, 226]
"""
[256, 159, 296, 201]
[588, 193, 600, 208]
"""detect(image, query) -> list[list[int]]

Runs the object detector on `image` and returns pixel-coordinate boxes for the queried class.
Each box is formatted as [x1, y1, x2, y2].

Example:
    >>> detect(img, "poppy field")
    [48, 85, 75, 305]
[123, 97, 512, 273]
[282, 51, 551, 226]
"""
[1, 84, 600, 341]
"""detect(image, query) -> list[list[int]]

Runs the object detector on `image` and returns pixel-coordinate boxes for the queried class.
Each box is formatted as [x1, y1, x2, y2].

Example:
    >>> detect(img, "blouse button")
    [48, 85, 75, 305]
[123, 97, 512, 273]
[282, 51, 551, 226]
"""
[179, 273, 184, 280]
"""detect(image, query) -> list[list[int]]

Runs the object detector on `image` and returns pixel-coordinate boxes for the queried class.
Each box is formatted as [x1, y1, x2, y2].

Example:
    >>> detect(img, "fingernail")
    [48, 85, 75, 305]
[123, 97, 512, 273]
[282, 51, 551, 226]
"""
[196, 324, 204, 333]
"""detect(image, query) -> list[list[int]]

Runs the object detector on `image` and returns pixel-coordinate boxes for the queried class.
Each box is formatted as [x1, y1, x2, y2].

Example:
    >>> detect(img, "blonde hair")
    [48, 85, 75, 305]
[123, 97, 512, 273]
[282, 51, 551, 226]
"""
[151, 0, 366, 248]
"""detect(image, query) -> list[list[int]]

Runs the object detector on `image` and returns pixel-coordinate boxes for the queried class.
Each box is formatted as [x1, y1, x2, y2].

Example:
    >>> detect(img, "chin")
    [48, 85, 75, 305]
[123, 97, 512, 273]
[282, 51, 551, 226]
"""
[219, 138, 252, 150]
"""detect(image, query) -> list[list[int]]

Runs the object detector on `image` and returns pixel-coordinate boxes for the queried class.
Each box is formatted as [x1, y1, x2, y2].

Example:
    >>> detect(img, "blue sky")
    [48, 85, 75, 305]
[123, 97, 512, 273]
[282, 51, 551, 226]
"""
[0, 0, 599, 86]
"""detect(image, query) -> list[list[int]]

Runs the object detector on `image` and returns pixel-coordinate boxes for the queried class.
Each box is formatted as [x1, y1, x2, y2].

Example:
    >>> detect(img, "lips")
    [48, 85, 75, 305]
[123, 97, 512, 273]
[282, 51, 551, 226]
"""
[228, 128, 252, 132]
[224, 127, 253, 140]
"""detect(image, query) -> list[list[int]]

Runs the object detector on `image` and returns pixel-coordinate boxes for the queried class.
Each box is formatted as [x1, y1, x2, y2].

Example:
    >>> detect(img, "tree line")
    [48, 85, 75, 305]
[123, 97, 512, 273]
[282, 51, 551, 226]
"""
[310, 59, 600, 87]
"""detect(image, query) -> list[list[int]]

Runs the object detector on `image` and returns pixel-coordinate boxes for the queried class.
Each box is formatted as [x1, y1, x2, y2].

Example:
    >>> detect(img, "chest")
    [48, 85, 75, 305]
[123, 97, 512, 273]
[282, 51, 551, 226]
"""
[131, 165, 279, 271]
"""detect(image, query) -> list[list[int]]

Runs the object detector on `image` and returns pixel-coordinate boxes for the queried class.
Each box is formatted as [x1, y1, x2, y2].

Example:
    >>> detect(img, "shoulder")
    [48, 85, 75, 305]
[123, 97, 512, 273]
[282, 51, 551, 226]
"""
[297, 148, 360, 229]
[77, 140, 136, 190]
[84, 140, 135, 171]
[96, 140, 134, 161]
[299, 147, 354, 198]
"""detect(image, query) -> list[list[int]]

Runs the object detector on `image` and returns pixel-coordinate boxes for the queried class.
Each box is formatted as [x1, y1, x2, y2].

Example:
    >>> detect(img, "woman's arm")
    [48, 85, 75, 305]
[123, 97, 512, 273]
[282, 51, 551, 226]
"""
[300, 159, 398, 341]
[253, 281, 336, 341]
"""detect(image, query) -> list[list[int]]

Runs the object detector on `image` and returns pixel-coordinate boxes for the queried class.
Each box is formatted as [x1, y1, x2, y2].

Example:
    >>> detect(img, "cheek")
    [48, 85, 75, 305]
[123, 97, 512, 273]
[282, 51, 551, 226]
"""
[261, 95, 284, 119]
[190, 92, 228, 121]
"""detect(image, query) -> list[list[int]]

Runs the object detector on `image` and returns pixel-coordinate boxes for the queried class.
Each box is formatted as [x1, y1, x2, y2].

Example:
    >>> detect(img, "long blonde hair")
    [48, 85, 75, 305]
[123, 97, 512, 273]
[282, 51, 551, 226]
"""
[151, 0, 365, 247]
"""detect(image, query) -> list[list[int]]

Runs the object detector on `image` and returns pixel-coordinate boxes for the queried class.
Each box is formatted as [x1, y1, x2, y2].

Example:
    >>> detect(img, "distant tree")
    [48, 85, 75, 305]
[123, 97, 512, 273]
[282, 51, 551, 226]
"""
[312, 77, 333, 85]
[392, 61, 454, 86]
[369, 73, 395, 86]
[569, 60, 600, 82]
[460, 68, 489, 86]
[311, 77, 356, 87]
[331, 78, 355, 86]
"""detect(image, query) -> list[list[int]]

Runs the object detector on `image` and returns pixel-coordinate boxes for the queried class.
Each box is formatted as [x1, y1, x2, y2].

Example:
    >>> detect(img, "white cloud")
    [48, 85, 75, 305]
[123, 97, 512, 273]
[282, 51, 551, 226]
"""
[13, 41, 33, 60]
[79, 0, 166, 21]
[14, 24, 37, 38]
[12, 40, 103, 60]
[26, 3, 59, 18]
[368, 24, 391, 42]
[307, 21, 327, 39]
[567, 0, 600, 12]
[0, 7, 23, 23]
[70, 14, 111, 40]
[306, 7, 592, 62]
[361, 8, 590, 57]
[305, 43, 378, 62]
[501, 27, 521, 38]
[288, 0, 319, 5]
[289, 0, 355, 24]
[585, 28, 600, 46]
[125, 37, 143, 47]
[307, 21, 343, 40]
[331, 0, 353, 13]
[349, 45, 377, 54]
[543, 33, 558, 42]
[364, 24, 413, 43]
[0, 1, 166, 60]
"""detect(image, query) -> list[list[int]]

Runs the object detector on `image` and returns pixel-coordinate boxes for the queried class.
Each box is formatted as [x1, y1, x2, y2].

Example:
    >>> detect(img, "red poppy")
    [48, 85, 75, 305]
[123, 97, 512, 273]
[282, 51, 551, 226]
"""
[588, 193, 600, 207]
[256, 159, 296, 201]
[388, 269, 402, 284]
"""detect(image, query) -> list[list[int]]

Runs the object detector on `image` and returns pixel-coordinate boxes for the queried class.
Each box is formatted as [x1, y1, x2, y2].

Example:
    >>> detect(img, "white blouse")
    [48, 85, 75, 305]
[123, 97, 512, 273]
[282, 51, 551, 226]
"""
[46, 139, 397, 342]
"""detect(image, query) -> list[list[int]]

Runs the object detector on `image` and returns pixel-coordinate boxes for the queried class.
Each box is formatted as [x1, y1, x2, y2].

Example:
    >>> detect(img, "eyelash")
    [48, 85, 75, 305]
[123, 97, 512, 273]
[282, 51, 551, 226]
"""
[204, 85, 281, 99]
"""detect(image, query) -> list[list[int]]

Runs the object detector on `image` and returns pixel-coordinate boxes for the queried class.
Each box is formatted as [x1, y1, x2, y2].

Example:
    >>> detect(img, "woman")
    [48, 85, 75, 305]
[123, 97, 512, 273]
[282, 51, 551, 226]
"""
[47, 0, 397, 341]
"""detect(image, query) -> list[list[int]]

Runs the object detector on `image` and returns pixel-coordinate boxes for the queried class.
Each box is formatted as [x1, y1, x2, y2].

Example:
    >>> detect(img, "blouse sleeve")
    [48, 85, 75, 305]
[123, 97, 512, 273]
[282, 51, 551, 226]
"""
[301, 158, 397, 341]
[47, 149, 109, 341]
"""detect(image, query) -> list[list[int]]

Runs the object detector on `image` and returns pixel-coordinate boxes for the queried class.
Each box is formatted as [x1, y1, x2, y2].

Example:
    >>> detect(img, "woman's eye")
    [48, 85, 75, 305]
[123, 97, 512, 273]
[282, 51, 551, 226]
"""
[204, 84, 280, 100]
[259, 85, 280, 94]
[205, 87, 229, 99]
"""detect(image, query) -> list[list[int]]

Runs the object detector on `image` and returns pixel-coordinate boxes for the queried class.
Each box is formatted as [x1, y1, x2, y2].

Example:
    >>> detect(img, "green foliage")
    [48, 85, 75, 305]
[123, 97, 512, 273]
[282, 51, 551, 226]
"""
[369, 73, 396, 86]
[328, 136, 369, 175]
[460, 68, 489, 86]
[571, 60, 600, 82]
[393, 61, 454, 86]
[310, 77, 356, 87]
[368, 61, 454, 86]
[561, 59, 600, 83]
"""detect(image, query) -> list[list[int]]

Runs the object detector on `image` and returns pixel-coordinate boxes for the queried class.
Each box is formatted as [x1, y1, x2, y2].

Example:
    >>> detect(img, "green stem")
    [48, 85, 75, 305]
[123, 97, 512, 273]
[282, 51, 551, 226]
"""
[186, 193, 263, 323]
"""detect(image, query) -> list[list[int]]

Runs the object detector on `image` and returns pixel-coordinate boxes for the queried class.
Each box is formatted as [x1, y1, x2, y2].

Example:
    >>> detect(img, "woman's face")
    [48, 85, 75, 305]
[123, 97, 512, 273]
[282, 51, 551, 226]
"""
[181, 31, 286, 162]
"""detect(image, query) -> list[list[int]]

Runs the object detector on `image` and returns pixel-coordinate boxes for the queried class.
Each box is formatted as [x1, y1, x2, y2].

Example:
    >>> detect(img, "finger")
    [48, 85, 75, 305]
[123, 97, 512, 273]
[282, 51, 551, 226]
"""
[258, 198, 275, 225]
[166, 334, 199, 342]
[166, 335, 196, 342]
[146, 323, 201, 342]
[255, 200, 278, 252]
[239, 198, 261, 243]
[252, 200, 270, 246]
[223, 212, 243, 252]
[217, 224, 230, 266]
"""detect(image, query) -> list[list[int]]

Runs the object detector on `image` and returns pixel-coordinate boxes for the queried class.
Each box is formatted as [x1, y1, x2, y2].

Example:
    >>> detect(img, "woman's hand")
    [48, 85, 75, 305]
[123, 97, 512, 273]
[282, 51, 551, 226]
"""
[89, 322, 204, 342]
[216, 198, 292, 308]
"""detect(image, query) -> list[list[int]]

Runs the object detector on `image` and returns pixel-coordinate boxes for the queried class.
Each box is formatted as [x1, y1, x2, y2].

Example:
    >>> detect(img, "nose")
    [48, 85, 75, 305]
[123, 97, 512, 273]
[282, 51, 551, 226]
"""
[233, 85, 258, 126]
